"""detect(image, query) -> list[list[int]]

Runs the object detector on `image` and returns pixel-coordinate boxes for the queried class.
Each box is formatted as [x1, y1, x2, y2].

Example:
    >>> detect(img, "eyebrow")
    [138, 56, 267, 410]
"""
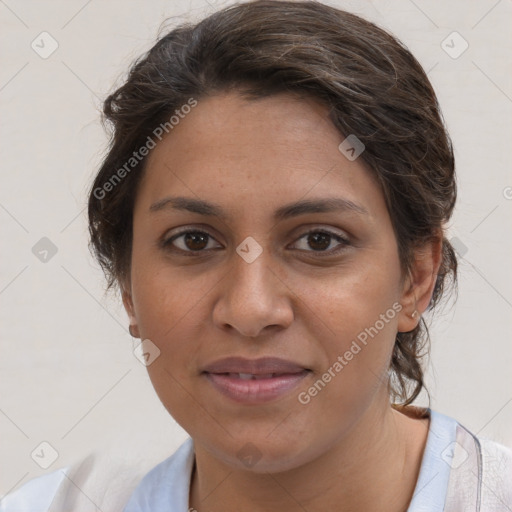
[149, 196, 368, 221]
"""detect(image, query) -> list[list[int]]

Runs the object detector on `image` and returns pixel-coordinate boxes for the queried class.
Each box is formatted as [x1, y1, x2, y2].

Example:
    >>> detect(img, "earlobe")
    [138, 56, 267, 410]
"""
[397, 236, 442, 333]
[121, 283, 140, 339]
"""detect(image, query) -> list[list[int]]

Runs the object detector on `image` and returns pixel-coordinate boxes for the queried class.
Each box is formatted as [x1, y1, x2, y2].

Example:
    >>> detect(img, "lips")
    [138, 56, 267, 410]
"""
[202, 356, 307, 375]
[202, 357, 310, 404]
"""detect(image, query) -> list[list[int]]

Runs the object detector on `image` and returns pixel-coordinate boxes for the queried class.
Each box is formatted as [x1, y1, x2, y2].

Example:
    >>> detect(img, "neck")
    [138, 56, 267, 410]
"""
[189, 403, 429, 512]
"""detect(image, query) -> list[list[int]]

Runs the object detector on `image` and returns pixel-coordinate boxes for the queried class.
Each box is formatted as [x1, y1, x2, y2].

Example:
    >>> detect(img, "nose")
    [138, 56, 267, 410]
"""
[212, 247, 294, 338]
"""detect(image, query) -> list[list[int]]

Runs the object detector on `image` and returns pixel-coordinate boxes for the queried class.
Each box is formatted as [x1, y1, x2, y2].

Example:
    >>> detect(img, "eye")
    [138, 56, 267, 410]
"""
[162, 229, 222, 254]
[291, 229, 350, 255]
[161, 227, 350, 257]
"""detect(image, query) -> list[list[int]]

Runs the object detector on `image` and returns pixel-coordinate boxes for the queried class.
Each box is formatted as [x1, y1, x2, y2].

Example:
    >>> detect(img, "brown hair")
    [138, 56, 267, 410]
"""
[88, 0, 457, 406]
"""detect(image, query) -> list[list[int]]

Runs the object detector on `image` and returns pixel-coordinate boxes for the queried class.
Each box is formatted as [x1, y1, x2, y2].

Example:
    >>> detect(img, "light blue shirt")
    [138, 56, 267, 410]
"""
[2, 409, 510, 511]
[122, 409, 456, 511]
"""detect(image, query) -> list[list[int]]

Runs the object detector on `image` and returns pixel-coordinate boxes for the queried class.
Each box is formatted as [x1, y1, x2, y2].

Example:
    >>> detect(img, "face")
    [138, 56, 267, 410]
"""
[123, 91, 424, 473]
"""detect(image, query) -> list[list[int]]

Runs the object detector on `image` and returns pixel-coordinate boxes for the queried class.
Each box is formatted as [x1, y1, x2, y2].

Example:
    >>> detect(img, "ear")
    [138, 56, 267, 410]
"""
[121, 280, 140, 339]
[397, 235, 443, 333]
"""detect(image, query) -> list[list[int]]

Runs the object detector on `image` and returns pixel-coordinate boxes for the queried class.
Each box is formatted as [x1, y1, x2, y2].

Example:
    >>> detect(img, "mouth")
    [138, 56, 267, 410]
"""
[201, 357, 311, 404]
[218, 372, 297, 380]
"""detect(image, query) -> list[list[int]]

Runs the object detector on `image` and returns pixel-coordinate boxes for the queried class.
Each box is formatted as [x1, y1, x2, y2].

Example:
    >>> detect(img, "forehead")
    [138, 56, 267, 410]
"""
[136, 91, 384, 219]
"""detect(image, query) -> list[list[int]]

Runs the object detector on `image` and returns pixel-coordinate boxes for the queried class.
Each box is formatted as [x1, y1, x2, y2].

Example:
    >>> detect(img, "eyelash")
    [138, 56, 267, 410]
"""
[161, 228, 351, 257]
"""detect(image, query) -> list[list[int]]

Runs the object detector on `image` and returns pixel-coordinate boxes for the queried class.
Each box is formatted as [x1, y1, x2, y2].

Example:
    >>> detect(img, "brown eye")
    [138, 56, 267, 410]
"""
[163, 230, 221, 253]
[292, 229, 350, 254]
[307, 232, 331, 251]
[182, 232, 209, 251]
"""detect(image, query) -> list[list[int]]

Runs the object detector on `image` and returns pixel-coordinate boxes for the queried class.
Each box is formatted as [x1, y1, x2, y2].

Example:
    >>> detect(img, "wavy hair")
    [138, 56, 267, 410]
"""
[88, 0, 457, 405]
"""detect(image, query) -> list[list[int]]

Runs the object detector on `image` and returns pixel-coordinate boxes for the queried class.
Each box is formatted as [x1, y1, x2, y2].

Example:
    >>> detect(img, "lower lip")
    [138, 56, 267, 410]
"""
[204, 371, 310, 404]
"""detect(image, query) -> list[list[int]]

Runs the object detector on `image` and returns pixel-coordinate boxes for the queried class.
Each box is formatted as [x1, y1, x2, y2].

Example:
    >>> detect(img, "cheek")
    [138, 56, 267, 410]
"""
[130, 265, 213, 427]
[292, 288, 401, 446]
[130, 253, 210, 338]
[296, 252, 401, 348]
[292, 256, 402, 403]
[129, 254, 215, 384]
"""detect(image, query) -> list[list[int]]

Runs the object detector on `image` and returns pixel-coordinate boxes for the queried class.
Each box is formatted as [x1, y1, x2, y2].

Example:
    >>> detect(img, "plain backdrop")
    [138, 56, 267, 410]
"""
[1, 0, 511, 496]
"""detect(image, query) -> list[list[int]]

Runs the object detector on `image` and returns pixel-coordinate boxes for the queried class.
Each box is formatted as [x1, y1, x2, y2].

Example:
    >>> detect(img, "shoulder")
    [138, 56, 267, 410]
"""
[408, 408, 512, 512]
[123, 437, 195, 511]
[479, 436, 512, 467]
[478, 436, 512, 504]
[0, 444, 166, 512]
[0, 466, 71, 512]
[443, 413, 512, 510]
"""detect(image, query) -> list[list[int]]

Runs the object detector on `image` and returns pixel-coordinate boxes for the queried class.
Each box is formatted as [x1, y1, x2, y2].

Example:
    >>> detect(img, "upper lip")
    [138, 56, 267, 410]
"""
[202, 357, 308, 375]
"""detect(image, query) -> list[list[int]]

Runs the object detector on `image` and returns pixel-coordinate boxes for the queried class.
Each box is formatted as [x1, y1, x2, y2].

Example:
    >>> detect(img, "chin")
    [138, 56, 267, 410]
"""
[207, 431, 320, 474]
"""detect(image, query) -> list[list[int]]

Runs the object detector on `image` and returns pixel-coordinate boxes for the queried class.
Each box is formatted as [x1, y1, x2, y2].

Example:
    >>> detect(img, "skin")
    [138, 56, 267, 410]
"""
[122, 91, 442, 512]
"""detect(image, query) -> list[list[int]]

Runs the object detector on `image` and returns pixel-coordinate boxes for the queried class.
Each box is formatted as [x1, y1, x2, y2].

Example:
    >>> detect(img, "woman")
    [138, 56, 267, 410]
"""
[2, 1, 510, 511]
